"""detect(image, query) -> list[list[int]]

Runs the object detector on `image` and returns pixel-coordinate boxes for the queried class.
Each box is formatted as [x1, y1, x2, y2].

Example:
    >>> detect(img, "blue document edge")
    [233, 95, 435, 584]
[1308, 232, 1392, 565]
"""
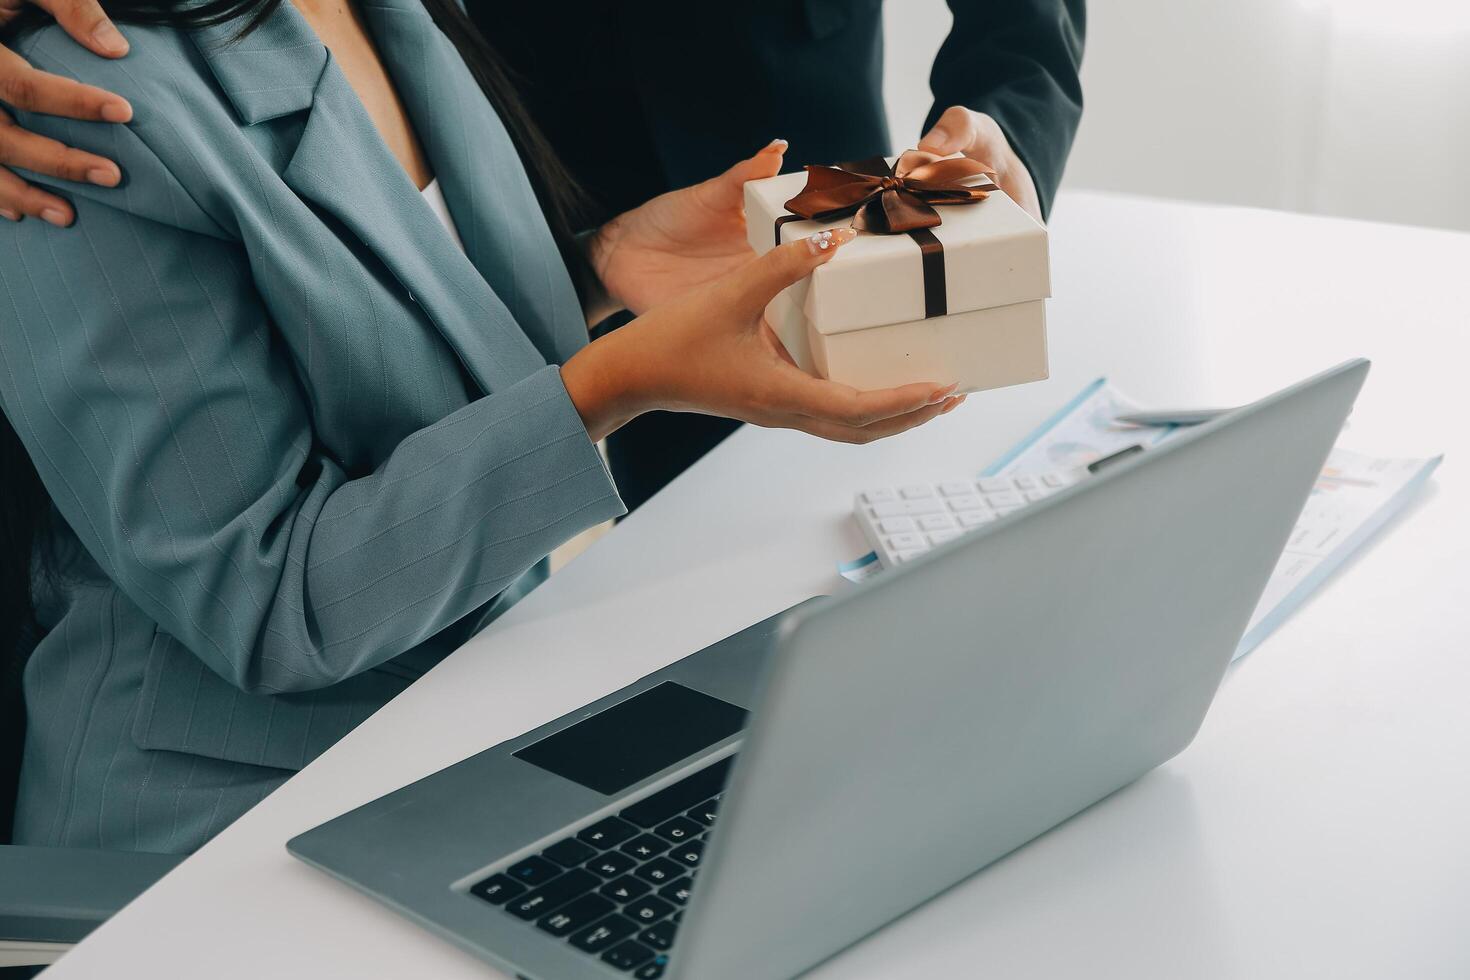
[1232, 454, 1443, 660]
[842, 377, 1442, 662]
[837, 552, 880, 578]
[980, 377, 1108, 477]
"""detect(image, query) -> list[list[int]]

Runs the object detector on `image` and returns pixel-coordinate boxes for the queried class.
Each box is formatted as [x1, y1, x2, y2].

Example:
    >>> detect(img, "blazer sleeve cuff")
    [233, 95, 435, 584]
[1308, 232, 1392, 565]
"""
[532, 363, 628, 528]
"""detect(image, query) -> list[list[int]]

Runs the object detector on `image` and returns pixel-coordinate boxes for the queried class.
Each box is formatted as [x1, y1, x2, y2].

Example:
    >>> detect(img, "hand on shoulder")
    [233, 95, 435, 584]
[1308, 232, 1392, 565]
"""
[0, 0, 132, 225]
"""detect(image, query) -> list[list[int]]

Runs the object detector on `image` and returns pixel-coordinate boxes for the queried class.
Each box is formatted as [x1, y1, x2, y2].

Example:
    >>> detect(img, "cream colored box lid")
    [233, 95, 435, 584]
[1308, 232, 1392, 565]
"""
[743, 162, 1050, 335]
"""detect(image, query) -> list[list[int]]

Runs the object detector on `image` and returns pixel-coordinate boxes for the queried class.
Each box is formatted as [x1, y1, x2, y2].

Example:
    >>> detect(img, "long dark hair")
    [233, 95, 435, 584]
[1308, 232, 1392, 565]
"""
[0, 0, 596, 839]
[0, 422, 50, 840]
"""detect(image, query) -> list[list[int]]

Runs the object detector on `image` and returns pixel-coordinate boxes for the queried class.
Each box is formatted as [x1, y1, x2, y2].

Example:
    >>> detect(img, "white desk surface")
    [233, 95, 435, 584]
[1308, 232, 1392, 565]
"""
[45, 192, 1470, 979]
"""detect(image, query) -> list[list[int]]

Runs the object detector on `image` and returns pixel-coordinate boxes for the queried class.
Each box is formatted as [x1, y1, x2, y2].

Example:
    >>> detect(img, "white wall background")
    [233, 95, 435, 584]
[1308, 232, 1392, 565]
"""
[883, 0, 1470, 231]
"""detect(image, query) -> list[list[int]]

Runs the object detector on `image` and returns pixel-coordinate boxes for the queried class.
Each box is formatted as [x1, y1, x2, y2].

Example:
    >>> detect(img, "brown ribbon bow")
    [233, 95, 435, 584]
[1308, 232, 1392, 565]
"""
[782, 150, 998, 233]
[775, 151, 999, 319]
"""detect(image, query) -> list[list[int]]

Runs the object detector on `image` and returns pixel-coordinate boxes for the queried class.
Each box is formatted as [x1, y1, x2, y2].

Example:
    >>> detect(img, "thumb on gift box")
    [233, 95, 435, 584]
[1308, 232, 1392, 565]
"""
[726, 227, 858, 315]
[919, 106, 976, 155]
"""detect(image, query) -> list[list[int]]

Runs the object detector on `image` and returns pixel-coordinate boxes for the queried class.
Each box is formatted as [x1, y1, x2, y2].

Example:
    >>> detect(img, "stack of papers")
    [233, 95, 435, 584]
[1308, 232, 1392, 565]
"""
[840, 379, 1441, 660]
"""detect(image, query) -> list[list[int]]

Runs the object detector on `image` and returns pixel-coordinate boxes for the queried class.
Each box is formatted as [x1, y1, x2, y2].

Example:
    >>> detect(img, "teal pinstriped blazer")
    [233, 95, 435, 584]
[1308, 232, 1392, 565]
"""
[0, 1, 626, 852]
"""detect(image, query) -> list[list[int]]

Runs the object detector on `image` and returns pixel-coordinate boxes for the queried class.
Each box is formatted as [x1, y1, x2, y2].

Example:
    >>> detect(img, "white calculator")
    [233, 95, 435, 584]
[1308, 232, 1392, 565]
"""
[854, 470, 1080, 568]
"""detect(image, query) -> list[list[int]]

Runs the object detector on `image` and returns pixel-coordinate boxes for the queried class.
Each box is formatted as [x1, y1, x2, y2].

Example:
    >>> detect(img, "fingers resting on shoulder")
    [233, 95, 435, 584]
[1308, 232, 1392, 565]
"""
[2, 0, 128, 56]
[0, 0, 131, 223]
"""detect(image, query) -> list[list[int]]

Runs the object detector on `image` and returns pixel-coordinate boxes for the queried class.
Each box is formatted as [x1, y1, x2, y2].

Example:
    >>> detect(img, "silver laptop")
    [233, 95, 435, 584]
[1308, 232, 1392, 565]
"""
[289, 359, 1369, 980]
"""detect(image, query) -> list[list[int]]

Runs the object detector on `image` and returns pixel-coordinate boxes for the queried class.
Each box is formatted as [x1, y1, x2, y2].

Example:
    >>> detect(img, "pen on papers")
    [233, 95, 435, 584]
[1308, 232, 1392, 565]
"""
[1114, 408, 1227, 428]
[1087, 444, 1146, 474]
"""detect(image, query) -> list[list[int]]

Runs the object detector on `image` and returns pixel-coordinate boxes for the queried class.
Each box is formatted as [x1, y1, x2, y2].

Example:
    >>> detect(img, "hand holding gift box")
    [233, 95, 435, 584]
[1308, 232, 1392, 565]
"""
[743, 150, 1051, 393]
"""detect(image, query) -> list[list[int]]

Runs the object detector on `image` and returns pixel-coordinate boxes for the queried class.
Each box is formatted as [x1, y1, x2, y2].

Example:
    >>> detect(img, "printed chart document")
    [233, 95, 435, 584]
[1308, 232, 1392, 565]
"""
[841, 379, 1442, 660]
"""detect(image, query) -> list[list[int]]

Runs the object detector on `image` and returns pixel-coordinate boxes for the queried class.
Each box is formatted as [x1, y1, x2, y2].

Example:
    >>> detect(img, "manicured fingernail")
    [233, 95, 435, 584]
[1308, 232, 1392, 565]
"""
[92, 22, 129, 55]
[0, 209, 20, 222]
[100, 99, 133, 123]
[942, 394, 967, 414]
[927, 382, 959, 404]
[41, 208, 69, 227]
[87, 167, 120, 187]
[925, 127, 949, 148]
[805, 226, 858, 255]
[765, 138, 788, 152]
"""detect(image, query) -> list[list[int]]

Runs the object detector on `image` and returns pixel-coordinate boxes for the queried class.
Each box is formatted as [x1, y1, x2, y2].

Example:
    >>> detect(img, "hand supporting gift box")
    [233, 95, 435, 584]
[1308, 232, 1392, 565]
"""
[744, 150, 1052, 393]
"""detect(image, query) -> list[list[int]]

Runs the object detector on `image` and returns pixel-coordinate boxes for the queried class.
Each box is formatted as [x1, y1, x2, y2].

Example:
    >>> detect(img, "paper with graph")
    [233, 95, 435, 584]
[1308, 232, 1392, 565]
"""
[841, 378, 1441, 660]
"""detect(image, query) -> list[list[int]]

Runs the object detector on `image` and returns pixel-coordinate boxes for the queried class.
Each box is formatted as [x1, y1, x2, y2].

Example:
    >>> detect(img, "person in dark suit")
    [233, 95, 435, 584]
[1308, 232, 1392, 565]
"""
[0, 0, 959, 852]
[0, 0, 1084, 510]
[474, 1, 1086, 510]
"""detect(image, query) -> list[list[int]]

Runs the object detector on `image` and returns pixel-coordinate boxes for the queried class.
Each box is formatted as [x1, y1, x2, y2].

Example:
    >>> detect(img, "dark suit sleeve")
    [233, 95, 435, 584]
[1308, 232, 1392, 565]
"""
[925, 0, 1086, 218]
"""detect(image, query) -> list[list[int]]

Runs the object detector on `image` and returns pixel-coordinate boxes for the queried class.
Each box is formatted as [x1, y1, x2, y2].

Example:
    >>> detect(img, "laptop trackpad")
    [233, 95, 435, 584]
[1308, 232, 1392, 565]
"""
[513, 682, 747, 795]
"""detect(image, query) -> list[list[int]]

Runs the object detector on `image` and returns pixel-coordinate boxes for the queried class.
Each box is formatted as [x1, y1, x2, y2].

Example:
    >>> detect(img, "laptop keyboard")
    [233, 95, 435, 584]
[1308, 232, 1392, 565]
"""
[468, 757, 732, 976]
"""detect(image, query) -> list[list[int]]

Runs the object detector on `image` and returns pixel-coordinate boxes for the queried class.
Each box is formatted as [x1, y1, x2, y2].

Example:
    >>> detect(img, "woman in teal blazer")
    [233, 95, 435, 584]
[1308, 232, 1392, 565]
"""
[0, 0, 961, 851]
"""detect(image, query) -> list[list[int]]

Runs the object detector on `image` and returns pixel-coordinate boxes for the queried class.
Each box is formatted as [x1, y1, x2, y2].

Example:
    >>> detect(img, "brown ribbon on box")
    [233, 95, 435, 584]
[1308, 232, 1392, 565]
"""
[775, 151, 998, 319]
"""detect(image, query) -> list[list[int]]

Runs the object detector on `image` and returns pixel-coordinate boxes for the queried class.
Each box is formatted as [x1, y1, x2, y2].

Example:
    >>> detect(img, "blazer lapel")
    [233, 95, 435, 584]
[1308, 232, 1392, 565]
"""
[359, 0, 590, 367]
[188, 6, 575, 396]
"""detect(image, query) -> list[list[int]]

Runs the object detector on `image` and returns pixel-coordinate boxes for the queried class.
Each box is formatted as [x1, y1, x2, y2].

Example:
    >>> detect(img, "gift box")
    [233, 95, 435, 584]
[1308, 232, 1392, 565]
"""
[743, 152, 1051, 392]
